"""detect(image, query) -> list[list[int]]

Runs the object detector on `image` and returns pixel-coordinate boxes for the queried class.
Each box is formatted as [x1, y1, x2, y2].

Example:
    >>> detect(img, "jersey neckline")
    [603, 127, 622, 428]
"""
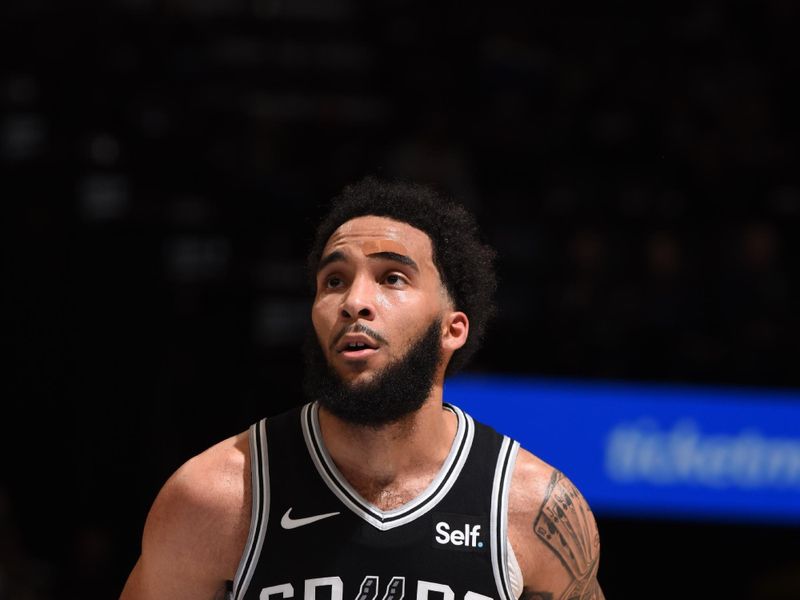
[300, 401, 475, 531]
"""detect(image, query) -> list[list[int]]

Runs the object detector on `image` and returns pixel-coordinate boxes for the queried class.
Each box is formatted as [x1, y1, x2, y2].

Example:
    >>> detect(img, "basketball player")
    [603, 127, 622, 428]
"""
[119, 177, 605, 600]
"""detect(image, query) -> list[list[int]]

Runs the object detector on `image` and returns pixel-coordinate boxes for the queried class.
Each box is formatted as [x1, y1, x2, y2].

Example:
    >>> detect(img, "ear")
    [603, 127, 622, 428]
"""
[441, 311, 469, 353]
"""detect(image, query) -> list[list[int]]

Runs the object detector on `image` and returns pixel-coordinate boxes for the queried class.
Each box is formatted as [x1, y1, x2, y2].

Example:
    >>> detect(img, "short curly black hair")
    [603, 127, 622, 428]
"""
[307, 175, 497, 376]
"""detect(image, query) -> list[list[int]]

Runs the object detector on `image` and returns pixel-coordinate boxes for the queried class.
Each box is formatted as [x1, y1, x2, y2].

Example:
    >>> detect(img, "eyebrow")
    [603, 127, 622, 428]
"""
[370, 251, 419, 273]
[317, 250, 346, 272]
[317, 250, 419, 273]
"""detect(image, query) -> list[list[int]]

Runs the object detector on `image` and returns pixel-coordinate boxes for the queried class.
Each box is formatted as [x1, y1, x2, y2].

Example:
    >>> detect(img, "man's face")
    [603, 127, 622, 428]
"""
[311, 215, 452, 388]
[302, 316, 444, 426]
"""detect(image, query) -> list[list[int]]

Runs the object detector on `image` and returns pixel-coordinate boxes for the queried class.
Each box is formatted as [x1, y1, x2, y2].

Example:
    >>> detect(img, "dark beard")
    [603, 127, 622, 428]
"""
[302, 318, 443, 427]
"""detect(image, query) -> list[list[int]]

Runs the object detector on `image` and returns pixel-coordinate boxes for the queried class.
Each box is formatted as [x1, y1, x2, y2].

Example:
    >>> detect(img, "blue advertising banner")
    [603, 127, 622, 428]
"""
[445, 375, 800, 524]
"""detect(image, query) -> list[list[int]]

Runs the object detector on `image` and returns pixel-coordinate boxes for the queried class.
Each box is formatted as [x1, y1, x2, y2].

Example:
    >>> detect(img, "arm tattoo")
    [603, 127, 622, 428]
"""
[520, 592, 553, 600]
[530, 470, 605, 600]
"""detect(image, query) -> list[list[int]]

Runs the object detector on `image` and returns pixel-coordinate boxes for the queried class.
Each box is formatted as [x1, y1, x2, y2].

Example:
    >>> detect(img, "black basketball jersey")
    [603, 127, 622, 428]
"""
[228, 401, 522, 600]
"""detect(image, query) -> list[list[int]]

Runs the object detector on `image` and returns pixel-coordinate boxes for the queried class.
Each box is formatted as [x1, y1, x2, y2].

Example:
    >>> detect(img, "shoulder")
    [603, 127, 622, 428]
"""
[151, 430, 251, 535]
[507, 447, 605, 600]
[147, 431, 252, 564]
[121, 430, 253, 599]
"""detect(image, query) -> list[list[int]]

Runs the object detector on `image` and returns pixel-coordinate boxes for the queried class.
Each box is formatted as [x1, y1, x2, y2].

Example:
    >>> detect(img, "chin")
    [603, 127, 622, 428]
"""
[341, 370, 379, 388]
[335, 357, 382, 379]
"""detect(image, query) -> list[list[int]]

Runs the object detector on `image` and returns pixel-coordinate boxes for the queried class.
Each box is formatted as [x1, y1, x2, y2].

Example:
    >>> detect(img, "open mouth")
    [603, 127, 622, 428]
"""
[343, 342, 374, 351]
[340, 346, 377, 359]
[336, 335, 380, 358]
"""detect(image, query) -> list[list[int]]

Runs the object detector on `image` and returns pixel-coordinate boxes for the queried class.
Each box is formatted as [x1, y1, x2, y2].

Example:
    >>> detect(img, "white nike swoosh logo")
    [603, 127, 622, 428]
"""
[280, 508, 340, 529]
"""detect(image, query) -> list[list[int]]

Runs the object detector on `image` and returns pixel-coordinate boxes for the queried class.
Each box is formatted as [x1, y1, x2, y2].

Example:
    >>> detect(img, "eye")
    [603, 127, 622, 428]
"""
[384, 273, 407, 286]
[325, 275, 344, 289]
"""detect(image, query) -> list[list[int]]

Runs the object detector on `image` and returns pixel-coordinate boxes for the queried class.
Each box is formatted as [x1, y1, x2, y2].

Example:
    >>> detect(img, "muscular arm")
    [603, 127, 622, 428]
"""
[119, 432, 252, 600]
[509, 451, 605, 600]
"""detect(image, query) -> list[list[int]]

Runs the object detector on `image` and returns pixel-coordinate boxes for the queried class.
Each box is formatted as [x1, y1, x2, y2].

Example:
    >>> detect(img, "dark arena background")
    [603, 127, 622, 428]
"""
[3, 1, 800, 599]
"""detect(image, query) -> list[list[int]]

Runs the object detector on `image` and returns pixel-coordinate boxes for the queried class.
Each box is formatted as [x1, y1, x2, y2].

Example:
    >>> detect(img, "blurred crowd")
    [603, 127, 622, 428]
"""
[3, 1, 799, 598]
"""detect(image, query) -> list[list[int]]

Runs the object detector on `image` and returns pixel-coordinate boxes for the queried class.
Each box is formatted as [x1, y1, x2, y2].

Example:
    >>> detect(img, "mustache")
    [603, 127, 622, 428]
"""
[331, 322, 388, 350]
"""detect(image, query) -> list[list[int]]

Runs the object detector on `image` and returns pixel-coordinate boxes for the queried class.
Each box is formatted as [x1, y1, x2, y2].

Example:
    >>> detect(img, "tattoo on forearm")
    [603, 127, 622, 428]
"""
[531, 470, 605, 600]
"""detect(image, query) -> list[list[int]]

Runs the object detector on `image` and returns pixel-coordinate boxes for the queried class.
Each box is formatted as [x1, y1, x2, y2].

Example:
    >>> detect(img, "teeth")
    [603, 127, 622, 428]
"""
[347, 342, 367, 349]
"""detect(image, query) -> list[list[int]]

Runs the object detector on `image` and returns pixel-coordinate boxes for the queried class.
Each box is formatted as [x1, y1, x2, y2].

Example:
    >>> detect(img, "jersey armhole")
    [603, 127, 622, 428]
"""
[507, 540, 523, 599]
[230, 419, 270, 600]
[491, 437, 521, 600]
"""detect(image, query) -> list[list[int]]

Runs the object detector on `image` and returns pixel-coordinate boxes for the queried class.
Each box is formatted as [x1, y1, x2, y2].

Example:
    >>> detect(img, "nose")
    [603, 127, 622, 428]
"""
[340, 274, 375, 321]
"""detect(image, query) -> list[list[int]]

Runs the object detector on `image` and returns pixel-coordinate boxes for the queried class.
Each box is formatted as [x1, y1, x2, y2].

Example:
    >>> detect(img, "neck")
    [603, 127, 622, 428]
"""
[317, 384, 457, 497]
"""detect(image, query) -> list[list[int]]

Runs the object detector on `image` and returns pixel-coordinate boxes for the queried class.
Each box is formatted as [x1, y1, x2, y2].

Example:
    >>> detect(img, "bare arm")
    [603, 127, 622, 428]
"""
[509, 451, 605, 600]
[119, 432, 251, 600]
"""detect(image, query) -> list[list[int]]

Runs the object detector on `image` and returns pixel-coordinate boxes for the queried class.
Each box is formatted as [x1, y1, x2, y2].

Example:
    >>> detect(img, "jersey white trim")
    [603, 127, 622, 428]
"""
[231, 419, 270, 600]
[507, 540, 523, 600]
[490, 437, 520, 600]
[301, 401, 475, 531]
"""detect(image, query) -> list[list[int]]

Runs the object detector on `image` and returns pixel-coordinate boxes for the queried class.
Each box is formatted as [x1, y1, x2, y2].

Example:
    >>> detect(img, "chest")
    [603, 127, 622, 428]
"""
[231, 404, 519, 600]
[345, 473, 436, 512]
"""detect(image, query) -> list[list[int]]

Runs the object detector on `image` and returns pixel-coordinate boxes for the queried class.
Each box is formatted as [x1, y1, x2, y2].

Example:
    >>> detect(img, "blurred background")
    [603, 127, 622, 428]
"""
[2, 0, 799, 598]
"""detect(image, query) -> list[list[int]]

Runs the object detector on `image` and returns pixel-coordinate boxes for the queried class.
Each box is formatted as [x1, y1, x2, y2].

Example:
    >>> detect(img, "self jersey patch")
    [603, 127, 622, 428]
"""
[431, 513, 488, 552]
